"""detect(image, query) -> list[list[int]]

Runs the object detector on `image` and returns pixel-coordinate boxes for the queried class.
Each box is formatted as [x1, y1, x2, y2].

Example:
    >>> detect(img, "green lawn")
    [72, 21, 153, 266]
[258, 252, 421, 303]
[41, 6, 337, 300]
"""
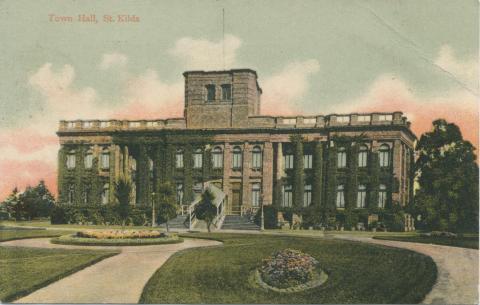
[141, 233, 437, 304]
[0, 228, 119, 302]
[373, 235, 479, 249]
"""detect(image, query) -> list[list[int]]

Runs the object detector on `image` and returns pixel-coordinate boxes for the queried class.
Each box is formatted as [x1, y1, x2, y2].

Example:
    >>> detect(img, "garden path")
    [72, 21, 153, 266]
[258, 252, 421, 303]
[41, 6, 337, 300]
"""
[334, 234, 479, 305]
[1, 237, 222, 303]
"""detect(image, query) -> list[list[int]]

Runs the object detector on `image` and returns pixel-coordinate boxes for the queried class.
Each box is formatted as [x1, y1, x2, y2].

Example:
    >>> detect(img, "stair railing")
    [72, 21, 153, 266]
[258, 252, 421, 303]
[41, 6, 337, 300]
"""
[188, 197, 201, 230]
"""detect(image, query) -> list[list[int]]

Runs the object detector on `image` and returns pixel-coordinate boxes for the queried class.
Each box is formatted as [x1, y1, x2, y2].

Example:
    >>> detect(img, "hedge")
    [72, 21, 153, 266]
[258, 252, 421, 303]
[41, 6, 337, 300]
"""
[51, 234, 183, 246]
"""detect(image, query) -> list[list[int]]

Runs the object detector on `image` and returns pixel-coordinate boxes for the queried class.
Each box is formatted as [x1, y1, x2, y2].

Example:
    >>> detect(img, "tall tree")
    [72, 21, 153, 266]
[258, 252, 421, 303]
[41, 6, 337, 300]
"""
[194, 188, 217, 232]
[413, 119, 478, 232]
[2, 187, 22, 220]
[115, 176, 132, 229]
[156, 182, 178, 232]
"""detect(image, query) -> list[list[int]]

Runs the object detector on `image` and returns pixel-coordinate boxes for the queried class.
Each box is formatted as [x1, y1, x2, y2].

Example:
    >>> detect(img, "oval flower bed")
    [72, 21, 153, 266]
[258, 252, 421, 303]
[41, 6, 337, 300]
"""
[51, 230, 183, 246]
[255, 249, 328, 293]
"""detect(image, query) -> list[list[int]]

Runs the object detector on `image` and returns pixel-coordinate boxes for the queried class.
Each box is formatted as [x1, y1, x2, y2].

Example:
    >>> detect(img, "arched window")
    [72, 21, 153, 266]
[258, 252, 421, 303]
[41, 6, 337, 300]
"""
[193, 148, 203, 168]
[356, 184, 367, 208]
[251, 183, 261, 207]
[358, 145, 368, 168]
[378, 184, 387, 208]
[337, 147, 347, 168]
[212, 146, 223, 168]
[68, 184, 74, 204]
[252, 146, 262, 169]
[232, 146, 242, 169]
[101, 149, 110, 169]
[175, 149, 184, 168]
[84, 149, 93, 169]
[101, 183, 109, 204]
[379, 144, 390, 167]
[66, 150, 76, 169]
[336, 184, 345, 208]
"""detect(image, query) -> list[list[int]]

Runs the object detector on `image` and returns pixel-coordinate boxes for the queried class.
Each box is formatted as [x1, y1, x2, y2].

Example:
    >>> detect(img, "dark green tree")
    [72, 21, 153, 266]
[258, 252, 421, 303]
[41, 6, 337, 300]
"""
[194, 188, 217, 232]
[156, 182, 178, 232]
[2, 187, 22, 220]
[115, 176, 132, 228]
[413, 119, 478, 232]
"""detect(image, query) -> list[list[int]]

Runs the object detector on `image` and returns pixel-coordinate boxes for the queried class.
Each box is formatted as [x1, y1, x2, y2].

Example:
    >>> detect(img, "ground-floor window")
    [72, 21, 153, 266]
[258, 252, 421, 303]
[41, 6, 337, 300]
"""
[336, 184, 345, 208]
[378, 184, 387, 208]
[68, 184, 74, 204]
[176, 183, 184, 204]
[303, 184, 312, 207]
[101, 183, 109, 204]
[251, 183, 261, 207]
[356, 184, 367, 208]
[282, 185, 293, 207]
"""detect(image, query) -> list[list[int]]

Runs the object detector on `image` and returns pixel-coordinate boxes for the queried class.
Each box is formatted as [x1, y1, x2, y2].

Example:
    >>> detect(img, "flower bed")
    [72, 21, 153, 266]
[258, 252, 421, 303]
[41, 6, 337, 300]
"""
[259, 249, 322, 289]
[51, 231, 183, 246]
[76, 230, 165, 239]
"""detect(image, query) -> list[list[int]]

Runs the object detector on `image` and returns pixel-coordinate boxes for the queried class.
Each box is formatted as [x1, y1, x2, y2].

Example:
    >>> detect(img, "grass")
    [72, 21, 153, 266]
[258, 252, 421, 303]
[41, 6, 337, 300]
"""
[373, 235, 479, 249]
[140, 233, 437, 304]
[0, 228, 119, 302]
[51, 234, 183, 246]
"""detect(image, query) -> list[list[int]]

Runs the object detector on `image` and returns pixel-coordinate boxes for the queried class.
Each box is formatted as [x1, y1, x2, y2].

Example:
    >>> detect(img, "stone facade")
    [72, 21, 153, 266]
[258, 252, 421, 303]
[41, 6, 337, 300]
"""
[57, 69, 416, 224]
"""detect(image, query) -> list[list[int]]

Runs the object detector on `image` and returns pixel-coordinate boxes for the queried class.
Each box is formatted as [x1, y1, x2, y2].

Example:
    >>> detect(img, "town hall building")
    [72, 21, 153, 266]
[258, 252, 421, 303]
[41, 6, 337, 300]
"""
[57, 69, 415, 228]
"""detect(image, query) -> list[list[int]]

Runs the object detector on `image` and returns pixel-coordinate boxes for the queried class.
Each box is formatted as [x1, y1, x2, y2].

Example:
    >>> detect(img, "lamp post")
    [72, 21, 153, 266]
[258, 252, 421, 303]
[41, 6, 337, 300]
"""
[260, 192, 265, 231]
[151, 192, 156, 227]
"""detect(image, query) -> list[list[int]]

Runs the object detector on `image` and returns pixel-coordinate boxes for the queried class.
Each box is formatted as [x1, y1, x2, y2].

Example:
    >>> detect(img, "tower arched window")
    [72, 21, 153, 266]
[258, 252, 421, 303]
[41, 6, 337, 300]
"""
[379, 144, 390, 167]
[212, 146, 223, 168]
[232, 146, 242, 169]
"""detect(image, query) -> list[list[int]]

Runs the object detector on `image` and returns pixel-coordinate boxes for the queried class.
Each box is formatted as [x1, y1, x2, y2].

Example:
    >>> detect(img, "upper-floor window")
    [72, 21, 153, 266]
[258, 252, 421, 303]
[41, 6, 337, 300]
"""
[357, 115, 371, 122]
[206, 85, 215, 102]
[101, 183, 109, 204]
[304, 118, 316, 124]
[303, 184, 312, 207]
[84, 151, 93, 169]
[336, 116, 350, 123]
[252, 146, 262, 169]
[304, 154, 313, 169]
[284, 153, 294, 170]
[379, 144, 390, 167]
[358, 145, 368, 168]
[212, 146, 223, 168]
[129, 121, 141, 128]
[83, 121, 93, 128]
[232, 146, 242, 169]
[282, 185, 293, 207]
[378, 114, 393, 121]
[337, 147, 347, 168]
[146, 121, 158, 127]
[357, 184, 367, 208]
[283, 118, 296, 125]
[100, 121, 110, 128]
[66, 151, 76, 169]
[251, 183, 261, 207]
[193, 148, 203, 169]
[336, 184, 345, 208]
[378, 184, 387, 208]
[175, 149, 184, 168]
[221, 84, 232, 100]
[67, 122, 75, 128]
[101, 150, 110, 169]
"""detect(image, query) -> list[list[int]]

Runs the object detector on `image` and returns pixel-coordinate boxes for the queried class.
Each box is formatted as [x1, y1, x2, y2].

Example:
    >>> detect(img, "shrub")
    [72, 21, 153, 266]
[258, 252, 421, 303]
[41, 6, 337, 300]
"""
[260, 249, 319, 289]
[254, 205, 278, 229]
[301, 205, 323, 229]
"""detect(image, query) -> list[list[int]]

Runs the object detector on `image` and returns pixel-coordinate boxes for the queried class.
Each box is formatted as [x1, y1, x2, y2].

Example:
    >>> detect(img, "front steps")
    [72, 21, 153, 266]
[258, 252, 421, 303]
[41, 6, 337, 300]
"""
[158, 215, 189, 230]
[220, 215, 260, 231]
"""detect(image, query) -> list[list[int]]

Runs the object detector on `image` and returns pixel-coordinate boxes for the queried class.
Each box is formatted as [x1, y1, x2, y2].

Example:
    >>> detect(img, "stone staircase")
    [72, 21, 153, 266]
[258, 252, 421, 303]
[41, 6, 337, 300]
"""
[220, 215, 260, 231]
[158, 215, 189, 230]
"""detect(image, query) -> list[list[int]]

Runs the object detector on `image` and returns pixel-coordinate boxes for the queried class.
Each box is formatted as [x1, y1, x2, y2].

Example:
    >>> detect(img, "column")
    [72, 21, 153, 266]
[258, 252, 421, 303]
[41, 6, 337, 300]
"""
[123, 145, 130, 179]
[293, 138, 304, 208]
[262, 142, 273, 205]
[241, 142, 251, 208]
[392, 140, 402, 204]
[137, 144, 150, 206]
[312, 141, 323, 207]
[223, 143, 232, 213]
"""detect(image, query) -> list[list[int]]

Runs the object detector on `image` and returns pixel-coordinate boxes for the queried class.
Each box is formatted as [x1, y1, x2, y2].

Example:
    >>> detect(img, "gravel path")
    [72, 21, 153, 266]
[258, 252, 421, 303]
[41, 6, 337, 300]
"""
[334, 235, 479, 305]
[1, 238, 222, 303]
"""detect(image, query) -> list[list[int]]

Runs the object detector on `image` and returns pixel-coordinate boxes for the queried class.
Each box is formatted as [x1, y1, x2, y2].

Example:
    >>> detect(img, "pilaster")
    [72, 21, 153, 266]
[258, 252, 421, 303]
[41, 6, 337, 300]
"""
[241, 142, 251, 207]
[262, 142, 273, 205]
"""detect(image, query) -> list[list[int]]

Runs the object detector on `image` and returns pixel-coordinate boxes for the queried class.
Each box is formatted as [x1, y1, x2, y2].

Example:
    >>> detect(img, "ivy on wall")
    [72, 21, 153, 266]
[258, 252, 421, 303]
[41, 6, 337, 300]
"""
[291, 135, 305, 210]
[312, 141, 323, 208]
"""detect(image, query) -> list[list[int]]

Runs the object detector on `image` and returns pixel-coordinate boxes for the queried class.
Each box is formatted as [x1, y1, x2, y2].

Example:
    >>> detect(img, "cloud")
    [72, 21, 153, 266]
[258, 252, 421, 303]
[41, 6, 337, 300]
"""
[99, 52, 128, 70]
[261, 59, 320, 115]
[168, 34, 242, 70]
[434, 45, 478, 93]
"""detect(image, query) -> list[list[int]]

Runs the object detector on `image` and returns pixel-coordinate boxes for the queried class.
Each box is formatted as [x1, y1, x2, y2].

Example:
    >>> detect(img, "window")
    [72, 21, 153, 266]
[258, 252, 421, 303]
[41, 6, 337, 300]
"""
[303, 184, 312, 207]
[193, 182, 203, 194]
[336, 184, 345, 208]
[221, 84, 232, 100]
[206, 85, 215, 101]
[101, 151, 110, 169]
[251, 183, 261, 207]
[148, 158, 154, 177]
[357, 184, 367, 208]
[84, 152, 93, 169]
[304, 154, 313, 169]
[175, 149, 184, 168]
[146, 121, 158, 127]
[283, 118, 296, 124]
[337, 147, 347, 168]
[100, 121, 110, 128]
[336, 116, 350, 123]
[67, 122, 75, 128]
[379, 144, 390, 167]
[284, 154, 294, 170]
[282, 185, 293, 207]
[378, 114, 393, 121]
[83, 186, 90, 204]
[176, 183, 184, 204]
[129, 121, 140, 128]
[378, 184, 387, 208]
[83, 121, 93, 128]
[130, 158, 137, 171]
[357, 115, 371, 122]
[212, 146, 223, 168]
[358, 145, 368, 168]
[304, 118, 316, 124]
[66, 151, 76, 169]
[232, 146, 242, 169]
[101, 183, 109, 204]
[252, 146, 262, 169]
[193, 148, 203, 169]
[68, 184, 74, 204]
